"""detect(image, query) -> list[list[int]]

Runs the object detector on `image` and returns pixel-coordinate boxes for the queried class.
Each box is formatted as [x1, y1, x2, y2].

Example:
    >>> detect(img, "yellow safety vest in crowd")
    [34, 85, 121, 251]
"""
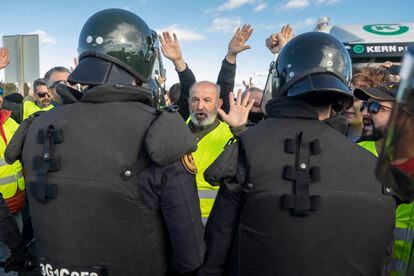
[358, 140, 414, 274]
[23, 100, 54, 121]
[189, 120, 233, 222]
[0, 118, 25, 199]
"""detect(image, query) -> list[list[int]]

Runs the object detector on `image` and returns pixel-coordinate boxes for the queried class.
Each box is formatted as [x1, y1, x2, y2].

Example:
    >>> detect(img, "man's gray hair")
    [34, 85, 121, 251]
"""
[189, 81, 221, 98]
[44, 66, 70, 88]
[33, 78, 48, 92]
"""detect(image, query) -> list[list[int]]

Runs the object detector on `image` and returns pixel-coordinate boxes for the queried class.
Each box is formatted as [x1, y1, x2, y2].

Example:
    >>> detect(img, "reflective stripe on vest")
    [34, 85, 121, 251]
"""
[198, 190, 218, 199]
[189, 119, 233, 219]
[394, 227, 414, 242]
[23, 100, 54, 120]
[0, 170, 23, 185]
[391, 203, 414, 274]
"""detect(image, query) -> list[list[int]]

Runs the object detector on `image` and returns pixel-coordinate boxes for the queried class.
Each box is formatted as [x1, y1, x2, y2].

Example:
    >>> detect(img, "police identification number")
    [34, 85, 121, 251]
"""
[40, 263, 101, 276]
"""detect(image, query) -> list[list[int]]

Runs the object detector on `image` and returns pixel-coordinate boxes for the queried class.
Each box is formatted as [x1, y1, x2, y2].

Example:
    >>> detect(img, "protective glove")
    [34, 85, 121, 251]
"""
[4, 246, 37, 272]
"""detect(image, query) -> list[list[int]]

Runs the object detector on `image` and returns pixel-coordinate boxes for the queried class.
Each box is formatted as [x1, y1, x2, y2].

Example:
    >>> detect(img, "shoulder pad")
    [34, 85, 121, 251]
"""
[145, 110, 197, 166]
[204, 141, 240, 186]
[5, 117, 35, 164]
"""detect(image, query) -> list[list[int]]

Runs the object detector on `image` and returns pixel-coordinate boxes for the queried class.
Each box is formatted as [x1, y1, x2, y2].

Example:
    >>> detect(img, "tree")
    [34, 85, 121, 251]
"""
[3, 82, 17, 95]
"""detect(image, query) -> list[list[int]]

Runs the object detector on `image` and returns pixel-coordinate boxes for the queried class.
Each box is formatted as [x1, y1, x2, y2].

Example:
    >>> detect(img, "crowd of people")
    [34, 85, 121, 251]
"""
[0, 7, 411, 276]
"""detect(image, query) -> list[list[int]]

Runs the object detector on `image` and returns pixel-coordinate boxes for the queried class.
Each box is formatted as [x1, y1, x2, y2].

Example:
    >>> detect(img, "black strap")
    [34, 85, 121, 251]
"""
[30, 125, 61, 202]
[281, 132, 321, 216]
[121, 147, 151, 181]
[284, 138, 296, 154]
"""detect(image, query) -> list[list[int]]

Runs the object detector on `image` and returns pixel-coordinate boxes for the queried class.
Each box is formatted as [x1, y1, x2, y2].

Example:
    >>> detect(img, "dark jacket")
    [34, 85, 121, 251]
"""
[5, 84, 205, 276]
[0, 193, 22, 251]
[176, 59, 236, 119]
[199, 97, 396, 276]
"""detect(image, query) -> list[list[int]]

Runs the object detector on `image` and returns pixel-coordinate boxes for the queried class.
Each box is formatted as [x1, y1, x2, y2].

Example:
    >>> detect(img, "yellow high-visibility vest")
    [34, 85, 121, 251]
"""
[23, 100, 54, 121]
[189, 120, 233, 221]
[359, 140, 414, 274]
[0, 117, 25, 199]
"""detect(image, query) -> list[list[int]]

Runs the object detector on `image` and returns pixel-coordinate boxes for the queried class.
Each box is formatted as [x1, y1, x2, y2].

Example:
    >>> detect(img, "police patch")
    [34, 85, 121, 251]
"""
[181, 153, 197, 174]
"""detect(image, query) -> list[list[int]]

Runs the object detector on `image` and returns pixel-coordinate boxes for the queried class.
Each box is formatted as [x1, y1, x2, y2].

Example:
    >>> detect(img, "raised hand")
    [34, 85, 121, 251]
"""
[265, 24, 294, 54]
[0, 47, 10, 70]
[242, 77, 254, 90]
[226, 24, 254, 64]
[158, 32, 186, 71]
[70, 57, 79, 72]
[218, 89, 254, 128]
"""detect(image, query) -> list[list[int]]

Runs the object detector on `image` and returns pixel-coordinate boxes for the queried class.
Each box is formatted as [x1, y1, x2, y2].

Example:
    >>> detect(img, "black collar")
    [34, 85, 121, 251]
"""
[265, 97, 348, 135]
[80, 84, 153, 105]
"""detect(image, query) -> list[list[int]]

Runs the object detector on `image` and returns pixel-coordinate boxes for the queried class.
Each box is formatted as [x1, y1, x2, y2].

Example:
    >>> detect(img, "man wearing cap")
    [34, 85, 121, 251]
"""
[22, 78, 54, 121]
[355, 82, 413, 274]
[355, 82, 398, 155]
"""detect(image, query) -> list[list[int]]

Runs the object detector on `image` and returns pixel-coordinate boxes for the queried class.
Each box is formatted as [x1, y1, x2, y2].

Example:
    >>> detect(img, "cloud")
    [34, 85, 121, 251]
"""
[316, 0, 341, 4]
[254, 2, 267, 12]
[217, 0, 255, 11]
[293, 17, 317, 29]
[208, 17, 242, 33]
[254, 72, 268, 77]
[29, 30, 56, 45]
[278, 0, 340, 11]
[256, 22, 283, 31]
[278, 0, 310, 11]
[155, 24, 206, 42]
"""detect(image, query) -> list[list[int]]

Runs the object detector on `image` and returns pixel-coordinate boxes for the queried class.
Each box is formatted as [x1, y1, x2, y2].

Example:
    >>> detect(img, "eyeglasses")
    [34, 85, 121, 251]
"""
[35, 92, 50, 98]
[360, 100, 392, 114]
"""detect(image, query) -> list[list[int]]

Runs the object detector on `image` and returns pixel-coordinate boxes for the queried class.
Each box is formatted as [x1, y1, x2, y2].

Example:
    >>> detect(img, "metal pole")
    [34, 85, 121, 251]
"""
[17, 35, 24, 95]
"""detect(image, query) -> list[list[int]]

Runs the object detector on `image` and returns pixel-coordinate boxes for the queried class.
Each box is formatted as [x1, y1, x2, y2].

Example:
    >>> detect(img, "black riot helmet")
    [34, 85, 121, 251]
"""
[68, 9, 158, 88]
[376, 46, 414, 204]
[261, 31, 353, 112]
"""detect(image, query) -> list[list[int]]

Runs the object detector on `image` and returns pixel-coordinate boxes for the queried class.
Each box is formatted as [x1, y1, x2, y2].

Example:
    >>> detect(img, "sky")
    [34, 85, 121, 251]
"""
[0, 0, 413, 90]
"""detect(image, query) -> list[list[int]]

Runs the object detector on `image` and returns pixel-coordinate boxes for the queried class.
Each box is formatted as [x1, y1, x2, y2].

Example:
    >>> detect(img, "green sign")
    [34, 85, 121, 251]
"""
[363, 24, 409, 36]
[353, 44, 365, 54]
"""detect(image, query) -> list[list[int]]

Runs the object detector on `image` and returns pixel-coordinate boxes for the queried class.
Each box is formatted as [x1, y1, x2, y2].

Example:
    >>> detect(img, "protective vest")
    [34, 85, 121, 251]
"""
[22, 100, 54, 120]
[20, 92, 172, 275]
[359, 140, 414, 275]
[190, 120, 233, 221]
[0, 117, 25, 213]
[233, 118, 395, 275]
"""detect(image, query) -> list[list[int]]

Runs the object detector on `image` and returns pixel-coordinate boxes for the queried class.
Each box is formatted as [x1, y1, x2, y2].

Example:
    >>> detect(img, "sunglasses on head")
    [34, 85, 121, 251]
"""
[35, 92, 50, 98]
[360, 100, 392, 114]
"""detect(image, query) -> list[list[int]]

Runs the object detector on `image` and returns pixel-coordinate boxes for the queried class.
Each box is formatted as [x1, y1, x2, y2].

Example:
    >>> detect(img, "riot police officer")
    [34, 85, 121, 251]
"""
[198, 32, 396, 275]
[5, 9, 204, 275]
[377, 45, 414, 275]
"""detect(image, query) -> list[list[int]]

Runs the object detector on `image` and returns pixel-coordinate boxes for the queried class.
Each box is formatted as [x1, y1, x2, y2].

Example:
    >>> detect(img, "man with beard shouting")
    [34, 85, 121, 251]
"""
[355, 82, 414, 274]
[355, 83, 398, 156]
[187, 81, 253, 224]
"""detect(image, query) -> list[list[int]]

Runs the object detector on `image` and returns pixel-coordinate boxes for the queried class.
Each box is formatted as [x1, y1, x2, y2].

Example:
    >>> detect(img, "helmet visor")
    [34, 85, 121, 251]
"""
[376, 46, 414, 202]
[68, 56, 136, 86]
